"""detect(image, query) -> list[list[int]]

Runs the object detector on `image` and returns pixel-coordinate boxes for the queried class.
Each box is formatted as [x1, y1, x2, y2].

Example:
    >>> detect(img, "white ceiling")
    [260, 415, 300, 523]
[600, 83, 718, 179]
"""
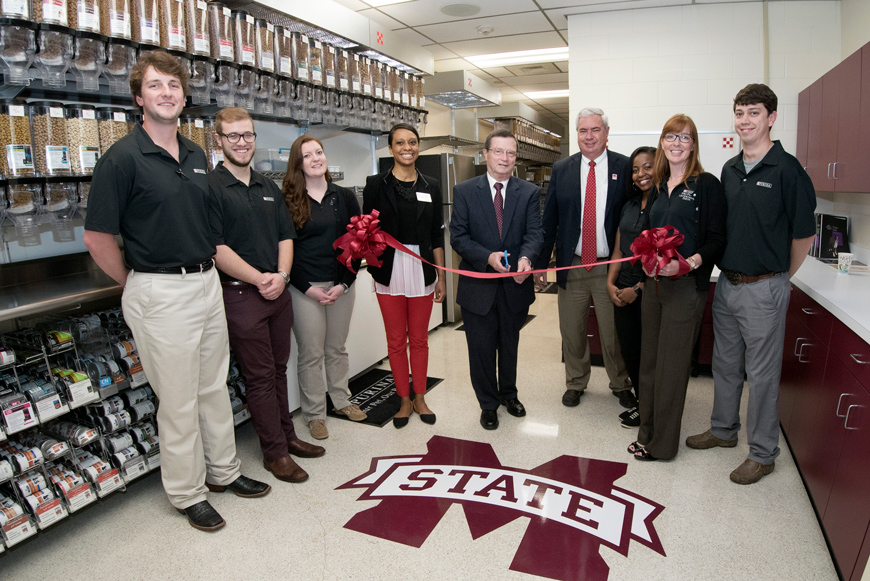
[331, 0, 833, 132]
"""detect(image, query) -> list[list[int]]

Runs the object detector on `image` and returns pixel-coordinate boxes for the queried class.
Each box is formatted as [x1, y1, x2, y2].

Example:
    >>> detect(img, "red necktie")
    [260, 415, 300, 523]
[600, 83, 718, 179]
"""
[582, 161, 597, 271]
[494, 182, 504, 238]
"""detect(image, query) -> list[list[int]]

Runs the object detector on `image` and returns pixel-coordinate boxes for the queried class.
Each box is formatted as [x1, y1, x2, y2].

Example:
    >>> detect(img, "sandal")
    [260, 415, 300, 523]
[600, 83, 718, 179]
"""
[634, 448, 658, 461]
[627, 441, 645, 454]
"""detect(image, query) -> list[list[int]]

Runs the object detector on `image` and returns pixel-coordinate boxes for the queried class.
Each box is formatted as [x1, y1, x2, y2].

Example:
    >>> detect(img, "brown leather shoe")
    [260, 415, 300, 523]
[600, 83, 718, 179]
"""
[263, 456, 309, 483]
[730, 459, 775, 485]
[686, 430, 738, 449]
[288, 438, 325, 459]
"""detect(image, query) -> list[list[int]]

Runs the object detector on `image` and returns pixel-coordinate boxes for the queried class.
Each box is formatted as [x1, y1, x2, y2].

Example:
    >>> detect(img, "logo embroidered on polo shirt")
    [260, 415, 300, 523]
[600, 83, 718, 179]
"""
[679, 190, 695, 202]
[340, 436, 666, 580]
[193, 168, 206, 174]
[611, 173, 618, 180]
[263, 197, 274, 202]
[757, 181, 773, 188]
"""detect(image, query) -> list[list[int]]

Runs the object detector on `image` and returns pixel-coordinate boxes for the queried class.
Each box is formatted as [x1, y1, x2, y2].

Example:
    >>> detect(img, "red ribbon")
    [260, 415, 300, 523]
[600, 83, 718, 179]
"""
[629, 225, 692, 279]
[335, 212, 690, 280]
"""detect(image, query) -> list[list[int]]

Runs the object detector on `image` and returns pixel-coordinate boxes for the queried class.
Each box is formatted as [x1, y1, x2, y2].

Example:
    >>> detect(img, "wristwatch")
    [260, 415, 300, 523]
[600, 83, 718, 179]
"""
[687, 257, 697, 270]
[632, 285, 641, 295]
[278, 270, 290, 285]
[341, 283, 350, 294]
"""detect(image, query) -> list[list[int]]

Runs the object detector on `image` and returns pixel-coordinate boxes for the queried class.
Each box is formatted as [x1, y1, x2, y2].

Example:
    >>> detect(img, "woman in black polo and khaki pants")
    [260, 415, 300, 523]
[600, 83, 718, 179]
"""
[363, 123, 446, 428]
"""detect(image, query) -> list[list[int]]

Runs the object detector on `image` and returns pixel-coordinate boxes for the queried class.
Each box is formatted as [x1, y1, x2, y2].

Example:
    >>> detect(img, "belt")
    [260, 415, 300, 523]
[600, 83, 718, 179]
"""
[221, 280, 252, 288]
[136, 259, 214, 275]
[722, 270, 777, 286]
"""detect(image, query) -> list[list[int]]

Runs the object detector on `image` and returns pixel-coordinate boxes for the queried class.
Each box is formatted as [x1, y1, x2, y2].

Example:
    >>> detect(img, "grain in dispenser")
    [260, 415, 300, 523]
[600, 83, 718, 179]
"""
[0, 19, 37, 85]
[30, 101, 70, 176]
[184, 0, 208, 56]
[0, 100, 34, 177]
[96, 106, 131, 154]
[157, 0, 184, 50]
[254, 18, 273, 73]
[64, 104, 100, 175]
[206, 1, 231, 60]
[231, 10, 254, 66]
[68, 0, 101, 33]
[100, 0, 132, 40]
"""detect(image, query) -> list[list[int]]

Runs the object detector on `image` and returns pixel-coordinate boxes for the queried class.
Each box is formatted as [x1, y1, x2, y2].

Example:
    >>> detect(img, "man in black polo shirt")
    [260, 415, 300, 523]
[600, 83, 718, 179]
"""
[84, 51, 269, 532]
[686, 84, 817, 484]
[209, 108, 325, 483]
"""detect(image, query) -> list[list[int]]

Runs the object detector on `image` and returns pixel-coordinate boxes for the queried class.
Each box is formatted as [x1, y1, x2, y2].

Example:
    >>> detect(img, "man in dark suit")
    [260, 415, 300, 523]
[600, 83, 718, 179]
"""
[450, 130, 543, 430]
[534, 108, 634, 412]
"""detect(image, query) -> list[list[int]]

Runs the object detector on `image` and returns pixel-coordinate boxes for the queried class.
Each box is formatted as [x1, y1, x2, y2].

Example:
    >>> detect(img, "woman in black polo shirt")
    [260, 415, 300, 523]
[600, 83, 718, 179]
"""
[282, 135, 367, 441]
[363, 123, 445, 429]
[607, 146, 656, 429]
[629, 114, 726, 461]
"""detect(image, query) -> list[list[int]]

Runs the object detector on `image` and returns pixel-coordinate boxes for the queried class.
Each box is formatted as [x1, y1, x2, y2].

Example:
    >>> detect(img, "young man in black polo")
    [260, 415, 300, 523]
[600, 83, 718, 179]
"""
[84, 51, 269, 532]
[686, 84, 817, 484]
[209, 107, 325, 483]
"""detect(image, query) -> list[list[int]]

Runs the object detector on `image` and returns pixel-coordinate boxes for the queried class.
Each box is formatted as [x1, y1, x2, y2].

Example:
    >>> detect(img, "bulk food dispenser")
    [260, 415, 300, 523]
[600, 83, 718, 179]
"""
[43, 177, 78, 242]
[71, 30, 107, 92]
[34, 24, 74, 88]
[0, 18, 37, 86]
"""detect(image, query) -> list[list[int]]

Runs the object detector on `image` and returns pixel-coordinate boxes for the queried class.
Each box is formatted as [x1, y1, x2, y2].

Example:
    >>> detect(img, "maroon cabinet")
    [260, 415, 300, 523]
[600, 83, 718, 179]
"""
[797, 42, 870, 193]
[781, 291, 870, 581]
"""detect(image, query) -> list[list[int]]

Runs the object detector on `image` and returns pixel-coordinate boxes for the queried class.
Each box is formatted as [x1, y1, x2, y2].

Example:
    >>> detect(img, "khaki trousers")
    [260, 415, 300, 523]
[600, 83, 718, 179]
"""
[122, 268, 241, 509]
[557, 256, 631, 392]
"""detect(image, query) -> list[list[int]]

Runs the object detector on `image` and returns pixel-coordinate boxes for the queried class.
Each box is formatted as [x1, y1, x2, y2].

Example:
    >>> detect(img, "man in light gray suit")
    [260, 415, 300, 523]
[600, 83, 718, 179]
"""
[450, 129, 543, 431]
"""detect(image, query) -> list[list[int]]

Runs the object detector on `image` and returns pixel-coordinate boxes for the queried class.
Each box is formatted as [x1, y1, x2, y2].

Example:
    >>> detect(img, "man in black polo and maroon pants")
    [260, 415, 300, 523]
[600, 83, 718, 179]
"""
[210, 108, 325, 483]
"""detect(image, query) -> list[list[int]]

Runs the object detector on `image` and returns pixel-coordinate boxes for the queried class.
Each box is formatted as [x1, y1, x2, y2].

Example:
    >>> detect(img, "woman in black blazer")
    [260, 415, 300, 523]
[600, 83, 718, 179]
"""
[363, 123, 445, 428]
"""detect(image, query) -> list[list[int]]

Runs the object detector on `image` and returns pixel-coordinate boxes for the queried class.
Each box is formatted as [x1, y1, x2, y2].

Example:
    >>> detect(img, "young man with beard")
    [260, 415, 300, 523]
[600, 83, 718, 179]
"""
[209, 108, 325, 484]
[85, 52, 269, 532]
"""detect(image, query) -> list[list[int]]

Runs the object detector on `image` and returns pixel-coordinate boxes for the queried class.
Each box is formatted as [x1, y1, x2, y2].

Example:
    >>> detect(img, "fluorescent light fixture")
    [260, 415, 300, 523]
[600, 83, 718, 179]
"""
[365, 0, 414, 6]
[523, 89, 570, 99]
[466, 47, 569, 69]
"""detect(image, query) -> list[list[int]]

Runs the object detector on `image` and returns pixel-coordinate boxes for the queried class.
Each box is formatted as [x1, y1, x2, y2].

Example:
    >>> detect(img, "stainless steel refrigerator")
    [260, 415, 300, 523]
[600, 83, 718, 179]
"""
[378, 152, 477, 323]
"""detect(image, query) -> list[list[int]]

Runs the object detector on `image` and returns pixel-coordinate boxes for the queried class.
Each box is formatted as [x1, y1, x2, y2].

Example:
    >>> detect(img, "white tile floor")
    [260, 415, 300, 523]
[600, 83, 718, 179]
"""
[2, 293, 838, 580]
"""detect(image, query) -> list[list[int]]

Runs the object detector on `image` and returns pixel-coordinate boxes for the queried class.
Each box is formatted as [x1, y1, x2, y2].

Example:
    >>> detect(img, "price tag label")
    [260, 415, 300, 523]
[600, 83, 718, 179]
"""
[233, 407, 251, 426]
[35, 498, 67, 529]
[2, 515, 35, 546]
[123, 457, 147, 480]
[96, 468, 123, 496]
[113, 111, 126, 122]
[67, 377, 98, 407]
[147, 453, 161, 471]
[3, 402, 38, 434]
[82, 109, 96, 120]
[65, 483, 95, 512]
[49, 107, 63, 118]
[35, 396, 68, 422]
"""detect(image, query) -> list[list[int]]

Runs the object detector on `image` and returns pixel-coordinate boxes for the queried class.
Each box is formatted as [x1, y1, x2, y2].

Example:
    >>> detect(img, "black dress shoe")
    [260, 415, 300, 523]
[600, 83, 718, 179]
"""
[615, 390, 638, 409]
[205, 475, 271, 498]
[288, 438, 326, 458]
[562, 389, 583, 407]
[177, 500, 225, 532]
[480, 409, 499, 430]
[501, 398, 526, 417]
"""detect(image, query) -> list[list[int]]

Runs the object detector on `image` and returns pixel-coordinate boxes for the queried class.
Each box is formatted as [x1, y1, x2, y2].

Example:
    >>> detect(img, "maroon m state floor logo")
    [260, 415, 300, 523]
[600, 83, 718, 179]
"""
[337, 436, 666, 581]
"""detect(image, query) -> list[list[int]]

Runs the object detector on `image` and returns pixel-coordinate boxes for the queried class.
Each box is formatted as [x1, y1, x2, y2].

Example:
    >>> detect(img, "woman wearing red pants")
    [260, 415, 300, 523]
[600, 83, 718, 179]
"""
[363, 123, 446, 428]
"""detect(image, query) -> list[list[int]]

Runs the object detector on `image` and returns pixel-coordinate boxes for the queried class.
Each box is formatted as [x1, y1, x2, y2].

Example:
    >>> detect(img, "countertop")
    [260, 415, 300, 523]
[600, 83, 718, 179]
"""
[790, 257, 870, 343]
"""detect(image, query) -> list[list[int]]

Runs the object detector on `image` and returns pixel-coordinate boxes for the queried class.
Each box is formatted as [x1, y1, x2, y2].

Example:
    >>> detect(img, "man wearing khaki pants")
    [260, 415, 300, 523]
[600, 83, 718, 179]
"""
[84, 50, 269, 532]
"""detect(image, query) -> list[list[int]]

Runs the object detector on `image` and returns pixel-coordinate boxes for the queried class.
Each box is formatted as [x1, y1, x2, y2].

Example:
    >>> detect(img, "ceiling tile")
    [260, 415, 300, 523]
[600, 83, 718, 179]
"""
[511, 81, 569, 93]
[328, 0, 370, 11]
[357, 8, 405, 30]
[443, 31, 566, 58]
[501, 71, 568, 85]
[374, 0, 542, 28]
[536, 0, 632, 8]
[480, 67, 516, 78]
[414, 11, 553, 44]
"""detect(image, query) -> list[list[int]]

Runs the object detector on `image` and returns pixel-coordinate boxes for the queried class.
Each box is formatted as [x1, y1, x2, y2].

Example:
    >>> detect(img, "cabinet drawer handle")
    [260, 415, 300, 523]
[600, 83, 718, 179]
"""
[844, 405, 862, 430]
[836, 393, 851, 417]
[794, 338, 808, 356]
[827, 163, 832, 179]
[832, 162, 839, 180]
[801, 308, 816, 315]
[850, 354, 868, 365]
[797, 342, 812, 363]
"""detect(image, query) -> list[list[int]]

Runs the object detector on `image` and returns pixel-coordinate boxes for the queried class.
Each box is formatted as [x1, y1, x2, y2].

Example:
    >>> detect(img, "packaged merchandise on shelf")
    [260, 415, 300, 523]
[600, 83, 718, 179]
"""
[74, 449, 123, 495]
[20, 379, 68, 422]
[45, 420, 99, 445]
[98, 409, 131, 432]
[16, 432, 69, 460]
[69, 0, 102, 33]
[0, 491, 36, 548]
[0, 347, 15, 367]
[157, 0, 184, 50]
[45, 462, 95, 511]
[122, 386, 152, 406]
[0, 459, 12, 482]
[0, 441, 44, 472]
[184, 0, 208, 56]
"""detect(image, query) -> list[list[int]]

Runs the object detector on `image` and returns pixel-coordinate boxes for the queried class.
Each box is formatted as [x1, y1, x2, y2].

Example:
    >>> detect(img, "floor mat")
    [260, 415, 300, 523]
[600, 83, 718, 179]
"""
[327, 369, 444, 427]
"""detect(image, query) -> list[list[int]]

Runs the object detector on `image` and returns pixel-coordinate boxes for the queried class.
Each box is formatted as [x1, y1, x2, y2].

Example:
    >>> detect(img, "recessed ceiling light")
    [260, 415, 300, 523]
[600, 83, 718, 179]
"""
[466, 47, 569, 69]
[366, 0, 414, 7]
[523, 90, 570, 99]
[440, 3, 481, 17]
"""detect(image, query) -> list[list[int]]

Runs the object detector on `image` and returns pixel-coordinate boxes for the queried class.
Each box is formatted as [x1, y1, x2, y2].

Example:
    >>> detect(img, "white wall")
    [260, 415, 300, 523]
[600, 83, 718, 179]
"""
[566, 2, 840, 158]
[842, 0, 870, 57]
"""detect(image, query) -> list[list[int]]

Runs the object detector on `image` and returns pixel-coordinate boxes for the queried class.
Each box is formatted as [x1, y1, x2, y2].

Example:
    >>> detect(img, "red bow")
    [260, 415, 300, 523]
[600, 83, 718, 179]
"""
[333, 210, 388, 273]
[630, 226, 692, 280]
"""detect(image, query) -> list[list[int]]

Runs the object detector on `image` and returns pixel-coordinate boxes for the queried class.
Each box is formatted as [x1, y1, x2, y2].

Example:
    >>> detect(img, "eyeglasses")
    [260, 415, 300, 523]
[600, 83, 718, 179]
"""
[663, 133, 693, 143]
[218, 132, 257, 143]
[487, 148, 517, 158]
